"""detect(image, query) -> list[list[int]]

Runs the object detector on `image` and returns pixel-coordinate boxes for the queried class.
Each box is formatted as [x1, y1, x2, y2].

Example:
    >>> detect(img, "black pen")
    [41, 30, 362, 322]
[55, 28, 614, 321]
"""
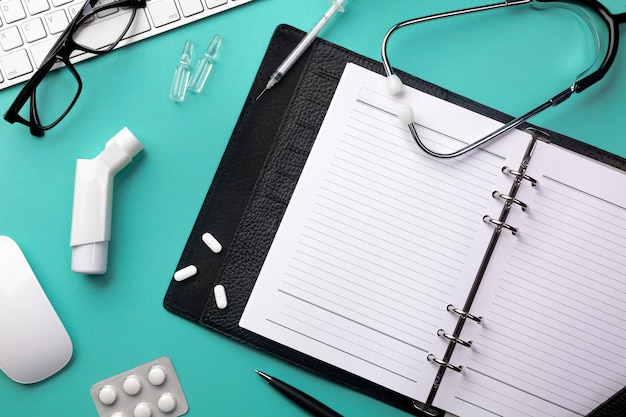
[255, 370, 343, 417]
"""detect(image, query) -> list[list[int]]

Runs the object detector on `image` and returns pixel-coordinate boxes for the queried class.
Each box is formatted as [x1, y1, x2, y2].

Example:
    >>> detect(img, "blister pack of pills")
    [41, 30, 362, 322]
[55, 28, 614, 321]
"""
[90, 356, 188, 417]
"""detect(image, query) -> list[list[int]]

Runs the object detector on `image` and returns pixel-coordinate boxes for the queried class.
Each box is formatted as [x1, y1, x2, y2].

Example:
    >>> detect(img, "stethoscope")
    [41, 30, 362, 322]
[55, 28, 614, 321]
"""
[382, 0, 626, 158]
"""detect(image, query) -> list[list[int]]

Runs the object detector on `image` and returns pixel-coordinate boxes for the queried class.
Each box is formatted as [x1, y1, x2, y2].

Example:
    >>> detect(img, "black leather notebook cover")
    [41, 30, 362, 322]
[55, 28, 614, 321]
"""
[163, 24, 626, 416]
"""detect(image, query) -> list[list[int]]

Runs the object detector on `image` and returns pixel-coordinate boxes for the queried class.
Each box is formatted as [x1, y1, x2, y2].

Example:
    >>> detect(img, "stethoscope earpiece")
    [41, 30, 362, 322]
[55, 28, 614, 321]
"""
[397, 105, 414, 125]
[386, 74, 404, 96]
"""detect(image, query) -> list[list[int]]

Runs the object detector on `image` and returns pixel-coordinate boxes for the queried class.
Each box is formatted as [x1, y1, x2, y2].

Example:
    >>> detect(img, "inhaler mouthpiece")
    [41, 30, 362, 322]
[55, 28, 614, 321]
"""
[72, 241, 109, 275]
[70, 127, 144, 274]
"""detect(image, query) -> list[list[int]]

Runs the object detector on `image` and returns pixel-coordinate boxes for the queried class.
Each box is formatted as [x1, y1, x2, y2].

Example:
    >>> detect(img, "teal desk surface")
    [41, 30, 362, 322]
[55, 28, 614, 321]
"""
[1, 1, 625, 416]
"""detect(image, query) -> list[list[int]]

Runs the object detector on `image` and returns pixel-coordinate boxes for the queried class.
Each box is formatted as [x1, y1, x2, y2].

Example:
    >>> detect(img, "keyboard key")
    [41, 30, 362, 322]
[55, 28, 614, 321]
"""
[44, 9, 69, 34]
[1, 49, 33, 79]
[1, 0, 28, 24]
[72, 9, 151, 49]
[147, 0, 180, 28]
[96, 0, 120, 19]
[45, 10, 70, 35]
[22, 18, 47, 43]
[0, 26, 23, 51]
[206, 0, 227, 9]
[30, 37, 58, 67]
[125, 9, 151, 38]
[51, 0, 74, 6]
[24, 0, 51, 16]
[97, 8, 120, 19]
[179, 0, 203, 17]
[0, 0, 251, 91]
[67, 1, 86, 19]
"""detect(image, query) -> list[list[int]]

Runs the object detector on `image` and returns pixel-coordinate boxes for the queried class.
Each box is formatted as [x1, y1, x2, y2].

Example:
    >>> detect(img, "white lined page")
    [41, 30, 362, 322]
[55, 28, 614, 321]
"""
[239, 63, 531, 401]
[439, 140, 626, 417]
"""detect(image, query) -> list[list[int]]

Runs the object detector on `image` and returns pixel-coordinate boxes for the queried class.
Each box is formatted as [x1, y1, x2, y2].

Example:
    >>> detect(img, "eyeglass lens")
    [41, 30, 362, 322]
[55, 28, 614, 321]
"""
[12, 0, 138, 131]
[71, 1, 138, 52]
[22, 63, 81, 128]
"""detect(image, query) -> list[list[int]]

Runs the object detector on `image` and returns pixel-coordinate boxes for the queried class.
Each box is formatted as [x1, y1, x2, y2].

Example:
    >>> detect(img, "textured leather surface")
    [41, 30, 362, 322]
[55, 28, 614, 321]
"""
[162, 25, 309, 324]
[588, 386, 626, 417]
[164, 24, 626, 417]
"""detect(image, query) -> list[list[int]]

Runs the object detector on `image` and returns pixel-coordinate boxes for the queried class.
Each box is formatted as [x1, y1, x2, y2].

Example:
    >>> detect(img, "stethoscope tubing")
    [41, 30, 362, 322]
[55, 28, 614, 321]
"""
[382, 0, 624, 158]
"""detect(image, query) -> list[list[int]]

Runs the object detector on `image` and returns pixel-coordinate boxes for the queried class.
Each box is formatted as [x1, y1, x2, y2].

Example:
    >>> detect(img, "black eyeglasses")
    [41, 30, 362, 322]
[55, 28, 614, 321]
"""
[3, 0, 147, 137]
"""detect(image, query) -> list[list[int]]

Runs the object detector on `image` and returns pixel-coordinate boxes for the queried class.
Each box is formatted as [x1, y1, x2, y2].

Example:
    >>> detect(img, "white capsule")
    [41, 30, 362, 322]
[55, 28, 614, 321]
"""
[213, 284, 227, 309]
[174, 265, 197, 281]
[202, 232, 222, 253]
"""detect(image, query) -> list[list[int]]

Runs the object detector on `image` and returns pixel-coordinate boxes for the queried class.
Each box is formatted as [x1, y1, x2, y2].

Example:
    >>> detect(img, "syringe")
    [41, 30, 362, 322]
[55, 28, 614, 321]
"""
[256, 0, 347, 100]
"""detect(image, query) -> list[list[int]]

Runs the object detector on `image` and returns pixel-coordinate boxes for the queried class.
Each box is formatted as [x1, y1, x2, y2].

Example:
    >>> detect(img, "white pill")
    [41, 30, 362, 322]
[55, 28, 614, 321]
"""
[123, 375, 142, 395]
[148, 365, 167, 386]
[174, 265, 197, 281]
[98, 385, 117, 405]
[157, 392, 177, 413]
[202, 232, 222, 253]
[214, 284, 227, 309]
[134, 402, 152, 417]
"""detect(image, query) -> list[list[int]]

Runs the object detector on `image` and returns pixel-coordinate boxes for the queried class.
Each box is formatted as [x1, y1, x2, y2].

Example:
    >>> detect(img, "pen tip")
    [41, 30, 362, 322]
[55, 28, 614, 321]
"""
[255, 370, 271, 381]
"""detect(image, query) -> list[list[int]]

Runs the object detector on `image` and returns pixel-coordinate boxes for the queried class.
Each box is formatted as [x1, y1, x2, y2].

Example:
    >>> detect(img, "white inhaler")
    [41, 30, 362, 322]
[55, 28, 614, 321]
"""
[70, 127, 143, 274]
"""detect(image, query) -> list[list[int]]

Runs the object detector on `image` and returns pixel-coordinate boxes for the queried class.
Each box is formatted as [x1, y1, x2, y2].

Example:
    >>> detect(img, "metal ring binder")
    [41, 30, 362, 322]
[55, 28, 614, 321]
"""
[483, 215, 518, 235]
[427, 354, 463, 373]
[492, 191, 529, 212]
[437, 329, 472, 347]
[412, 402, 441, 417]
[447, 304, 483, 324]
[502, 166, 539, 187]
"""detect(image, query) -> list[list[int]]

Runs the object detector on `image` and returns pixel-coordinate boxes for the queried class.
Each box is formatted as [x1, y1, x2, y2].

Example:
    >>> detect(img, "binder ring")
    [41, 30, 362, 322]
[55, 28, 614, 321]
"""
[412, 402, 441, 417]
[483, 215, 519, 235]
[427, 354, 463, 373]
[437, 329, 473, 347]
[502, 166, 539, 187]
[447, 304, 483, 324]
[492, 191, 529, 212]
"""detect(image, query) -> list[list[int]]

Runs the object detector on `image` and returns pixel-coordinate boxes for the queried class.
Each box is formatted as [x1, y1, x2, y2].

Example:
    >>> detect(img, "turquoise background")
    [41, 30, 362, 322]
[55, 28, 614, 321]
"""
[0, 1, 624, 416]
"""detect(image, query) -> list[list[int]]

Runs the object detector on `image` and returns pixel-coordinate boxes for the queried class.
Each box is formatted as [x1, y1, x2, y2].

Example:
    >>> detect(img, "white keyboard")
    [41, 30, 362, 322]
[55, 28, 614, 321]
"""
[0, 0, 254, 91]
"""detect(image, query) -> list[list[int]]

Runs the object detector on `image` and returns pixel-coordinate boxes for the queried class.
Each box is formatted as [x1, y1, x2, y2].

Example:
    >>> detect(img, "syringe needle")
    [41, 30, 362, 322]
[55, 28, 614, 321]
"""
[255, 0, 347, 101]
[256, 87, 268, 101]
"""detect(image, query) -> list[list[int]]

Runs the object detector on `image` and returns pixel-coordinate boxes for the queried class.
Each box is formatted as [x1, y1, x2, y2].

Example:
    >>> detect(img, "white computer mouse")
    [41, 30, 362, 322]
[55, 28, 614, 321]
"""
[0, 236, 73, 384]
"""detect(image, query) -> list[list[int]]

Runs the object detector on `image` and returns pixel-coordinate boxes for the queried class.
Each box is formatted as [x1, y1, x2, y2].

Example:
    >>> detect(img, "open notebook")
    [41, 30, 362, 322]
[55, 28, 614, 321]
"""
[239, 63, 626, 417]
